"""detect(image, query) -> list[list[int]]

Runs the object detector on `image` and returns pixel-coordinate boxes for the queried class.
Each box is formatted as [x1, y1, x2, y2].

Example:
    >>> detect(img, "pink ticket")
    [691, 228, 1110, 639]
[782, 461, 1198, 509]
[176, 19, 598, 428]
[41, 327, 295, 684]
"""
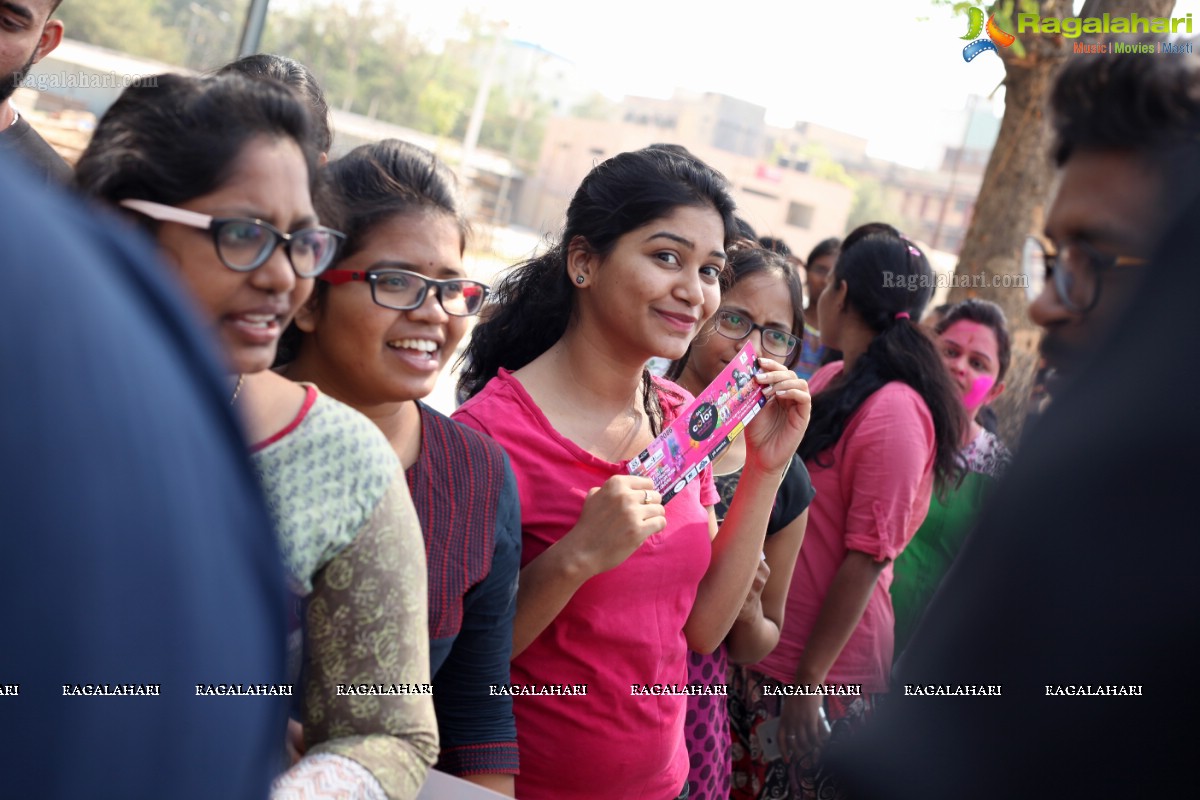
[626, 341, 766, 504]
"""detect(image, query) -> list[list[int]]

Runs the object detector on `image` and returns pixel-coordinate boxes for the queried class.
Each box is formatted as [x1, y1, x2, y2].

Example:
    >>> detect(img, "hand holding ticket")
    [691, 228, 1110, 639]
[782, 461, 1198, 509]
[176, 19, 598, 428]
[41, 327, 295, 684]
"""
[570, 475, 666, 576]
[626, 341, 767, 505]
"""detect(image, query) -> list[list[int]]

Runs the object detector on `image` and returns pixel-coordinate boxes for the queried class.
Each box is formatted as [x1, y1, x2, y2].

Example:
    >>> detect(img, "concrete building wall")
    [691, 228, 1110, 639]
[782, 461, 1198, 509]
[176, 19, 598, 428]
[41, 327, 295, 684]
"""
[767, 121, 870, 168]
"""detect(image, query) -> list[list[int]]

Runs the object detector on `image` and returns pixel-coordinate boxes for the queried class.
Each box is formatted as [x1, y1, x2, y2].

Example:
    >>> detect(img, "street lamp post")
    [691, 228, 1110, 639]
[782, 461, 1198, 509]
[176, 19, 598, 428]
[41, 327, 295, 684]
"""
[237, 0, 272, 59]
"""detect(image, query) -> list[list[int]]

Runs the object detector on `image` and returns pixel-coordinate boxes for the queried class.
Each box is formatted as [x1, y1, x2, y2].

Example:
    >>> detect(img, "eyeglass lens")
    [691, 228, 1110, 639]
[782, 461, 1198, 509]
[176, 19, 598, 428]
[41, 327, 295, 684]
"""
[373, 271, 487, 316]
[1055, 246, 1098, 311]
[1022, 237, 1098, 311]
[715, 312, 797, 357]
[1022, 237, 1047, 302]
[215, 221, 338, 277]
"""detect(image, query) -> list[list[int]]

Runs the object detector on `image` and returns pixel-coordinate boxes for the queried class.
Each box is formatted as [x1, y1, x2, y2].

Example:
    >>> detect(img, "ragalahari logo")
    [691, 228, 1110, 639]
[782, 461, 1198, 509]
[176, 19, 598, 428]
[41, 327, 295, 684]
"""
[960, 6, 1015, 61]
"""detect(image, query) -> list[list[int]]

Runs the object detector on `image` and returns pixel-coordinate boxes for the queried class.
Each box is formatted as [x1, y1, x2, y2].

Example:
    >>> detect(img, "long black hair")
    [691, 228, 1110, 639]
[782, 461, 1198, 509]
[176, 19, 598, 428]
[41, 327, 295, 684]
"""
[457, 146, 738, 431]
[798, 223, 965, 489]
[805, 237, 841, 271]
[667, 243, 804, 379]
[317, 138, 467, 254]
[217, 54, 333, 155]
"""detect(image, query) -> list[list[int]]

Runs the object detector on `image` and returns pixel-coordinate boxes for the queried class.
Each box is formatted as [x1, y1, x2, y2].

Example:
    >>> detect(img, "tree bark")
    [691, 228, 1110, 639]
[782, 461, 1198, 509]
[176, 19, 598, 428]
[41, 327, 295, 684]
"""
[947, 0, 1175, 446]
[1079, 0, 1175, 18]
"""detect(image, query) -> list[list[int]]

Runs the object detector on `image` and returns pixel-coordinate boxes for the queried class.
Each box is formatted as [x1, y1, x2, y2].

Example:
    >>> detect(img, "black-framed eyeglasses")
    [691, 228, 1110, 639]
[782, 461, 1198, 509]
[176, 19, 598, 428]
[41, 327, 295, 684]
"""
[713, 310, 798, 358]
[320, 268, 491, 317]
[119, 199, 344, 279]
[1022, 235, 1146, 314]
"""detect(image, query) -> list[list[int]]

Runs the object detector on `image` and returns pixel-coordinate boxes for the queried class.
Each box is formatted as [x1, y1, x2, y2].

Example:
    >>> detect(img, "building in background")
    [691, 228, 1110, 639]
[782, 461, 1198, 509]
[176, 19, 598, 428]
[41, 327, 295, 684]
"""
[621, 90, 767, 158]
[518, 90, 1001, 260]
[516, 113, 854, 258]
[25, 37, 999, 261]
[766, 120, 870, 171]
[851, 95, 1000, 254]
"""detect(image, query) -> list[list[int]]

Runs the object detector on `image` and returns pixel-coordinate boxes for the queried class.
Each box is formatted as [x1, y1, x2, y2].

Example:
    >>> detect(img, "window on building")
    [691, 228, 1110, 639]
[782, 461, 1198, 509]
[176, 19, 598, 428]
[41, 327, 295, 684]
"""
[786, 202, 814, 229]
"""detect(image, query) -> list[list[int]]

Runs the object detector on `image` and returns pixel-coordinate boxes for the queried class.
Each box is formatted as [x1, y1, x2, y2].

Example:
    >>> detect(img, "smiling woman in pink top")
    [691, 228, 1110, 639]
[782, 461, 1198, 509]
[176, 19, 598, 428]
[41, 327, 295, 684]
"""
[732, 223, 966, 800]
[453, 146, 812, 800]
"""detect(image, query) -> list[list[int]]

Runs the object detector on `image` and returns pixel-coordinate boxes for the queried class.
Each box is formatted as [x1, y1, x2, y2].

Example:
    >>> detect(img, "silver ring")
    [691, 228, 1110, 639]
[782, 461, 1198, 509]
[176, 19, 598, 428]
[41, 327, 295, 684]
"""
[643, 489, 652, 504]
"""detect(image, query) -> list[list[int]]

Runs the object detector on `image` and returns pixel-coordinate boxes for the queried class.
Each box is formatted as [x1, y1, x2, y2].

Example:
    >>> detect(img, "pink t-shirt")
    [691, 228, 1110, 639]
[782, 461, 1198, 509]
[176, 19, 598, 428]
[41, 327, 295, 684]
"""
[755, 362, 935, 694]
[453, 369, 719, 800]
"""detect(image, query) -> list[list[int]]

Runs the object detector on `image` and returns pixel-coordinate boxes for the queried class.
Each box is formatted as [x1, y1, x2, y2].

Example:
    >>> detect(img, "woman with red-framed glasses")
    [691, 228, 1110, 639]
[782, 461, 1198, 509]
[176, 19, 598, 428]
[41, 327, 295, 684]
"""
[75, 73, 437, 800]
[279, 139, 521, 796]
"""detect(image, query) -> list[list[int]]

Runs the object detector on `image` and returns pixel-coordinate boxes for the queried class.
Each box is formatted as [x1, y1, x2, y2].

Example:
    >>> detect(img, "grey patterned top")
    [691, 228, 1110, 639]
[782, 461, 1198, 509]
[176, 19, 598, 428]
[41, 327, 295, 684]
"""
[251, 386, 403, 594]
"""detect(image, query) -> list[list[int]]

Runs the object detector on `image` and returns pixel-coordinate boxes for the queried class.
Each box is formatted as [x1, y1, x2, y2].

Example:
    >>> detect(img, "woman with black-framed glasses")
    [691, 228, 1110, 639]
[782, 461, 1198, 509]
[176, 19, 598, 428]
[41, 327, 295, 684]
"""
[75, 73, 437, 800]
[665, 244, 814, 800]
[279, 139, 521, 796]
[117, 198, 343, 277]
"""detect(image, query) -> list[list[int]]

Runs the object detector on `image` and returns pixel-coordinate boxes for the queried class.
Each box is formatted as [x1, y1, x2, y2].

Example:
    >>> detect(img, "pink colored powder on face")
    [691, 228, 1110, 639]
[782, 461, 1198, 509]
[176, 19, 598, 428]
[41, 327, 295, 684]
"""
[962, 374, 996, 411]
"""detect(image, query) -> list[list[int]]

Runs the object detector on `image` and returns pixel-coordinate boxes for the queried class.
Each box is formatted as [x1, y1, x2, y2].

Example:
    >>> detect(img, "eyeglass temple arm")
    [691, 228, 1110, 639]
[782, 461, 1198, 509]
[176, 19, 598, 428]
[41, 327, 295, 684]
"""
[118, 199, 214, 229]
[317, 270, 365, 285]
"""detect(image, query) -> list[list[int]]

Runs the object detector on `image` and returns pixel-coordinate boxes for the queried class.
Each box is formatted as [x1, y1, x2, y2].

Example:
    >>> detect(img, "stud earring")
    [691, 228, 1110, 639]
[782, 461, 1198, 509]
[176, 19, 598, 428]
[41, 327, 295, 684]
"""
[575, 275, 585, 285]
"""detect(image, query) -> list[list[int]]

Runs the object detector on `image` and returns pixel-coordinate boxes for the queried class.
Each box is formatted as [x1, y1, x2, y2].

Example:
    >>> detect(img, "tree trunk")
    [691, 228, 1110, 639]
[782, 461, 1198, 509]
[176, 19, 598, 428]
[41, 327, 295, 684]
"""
[947, 0, 1175, 446]
[1079, 0, 1175, 18]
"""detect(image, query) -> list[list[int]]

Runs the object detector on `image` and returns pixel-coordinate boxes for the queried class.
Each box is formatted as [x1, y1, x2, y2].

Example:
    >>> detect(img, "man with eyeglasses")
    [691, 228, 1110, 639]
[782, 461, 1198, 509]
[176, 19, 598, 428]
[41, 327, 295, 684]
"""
[1021, 48, 1199, 400]
[823, 46, 1200, 800]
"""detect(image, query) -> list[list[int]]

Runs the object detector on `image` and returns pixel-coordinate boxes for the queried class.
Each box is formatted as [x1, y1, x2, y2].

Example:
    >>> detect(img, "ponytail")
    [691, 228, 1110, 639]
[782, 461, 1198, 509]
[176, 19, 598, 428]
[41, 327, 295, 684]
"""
[798, 225, 965, 490]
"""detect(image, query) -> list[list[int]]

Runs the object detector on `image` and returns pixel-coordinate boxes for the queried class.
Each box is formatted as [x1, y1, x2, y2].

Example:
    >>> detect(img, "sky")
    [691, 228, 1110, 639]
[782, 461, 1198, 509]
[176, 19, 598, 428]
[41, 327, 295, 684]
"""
[376, 0, 1198, 169]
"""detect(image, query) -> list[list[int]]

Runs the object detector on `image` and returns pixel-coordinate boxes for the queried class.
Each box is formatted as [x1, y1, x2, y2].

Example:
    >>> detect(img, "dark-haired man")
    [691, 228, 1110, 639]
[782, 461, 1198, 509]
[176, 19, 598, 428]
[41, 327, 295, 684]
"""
[824, 46, 1200, 800]
[1024, 45, 1200, 397]
[0, 0, 71, 182]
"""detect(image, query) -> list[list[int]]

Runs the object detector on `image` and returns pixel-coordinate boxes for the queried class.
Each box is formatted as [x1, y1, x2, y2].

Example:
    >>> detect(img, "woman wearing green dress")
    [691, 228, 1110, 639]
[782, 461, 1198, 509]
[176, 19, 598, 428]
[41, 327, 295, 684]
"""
[891, 299, 1013, 659]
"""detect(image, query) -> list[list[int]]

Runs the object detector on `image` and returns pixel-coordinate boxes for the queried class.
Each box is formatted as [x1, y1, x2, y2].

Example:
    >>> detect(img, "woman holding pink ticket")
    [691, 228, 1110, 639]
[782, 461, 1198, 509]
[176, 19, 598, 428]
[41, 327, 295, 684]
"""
[453, 146, 811, 800]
